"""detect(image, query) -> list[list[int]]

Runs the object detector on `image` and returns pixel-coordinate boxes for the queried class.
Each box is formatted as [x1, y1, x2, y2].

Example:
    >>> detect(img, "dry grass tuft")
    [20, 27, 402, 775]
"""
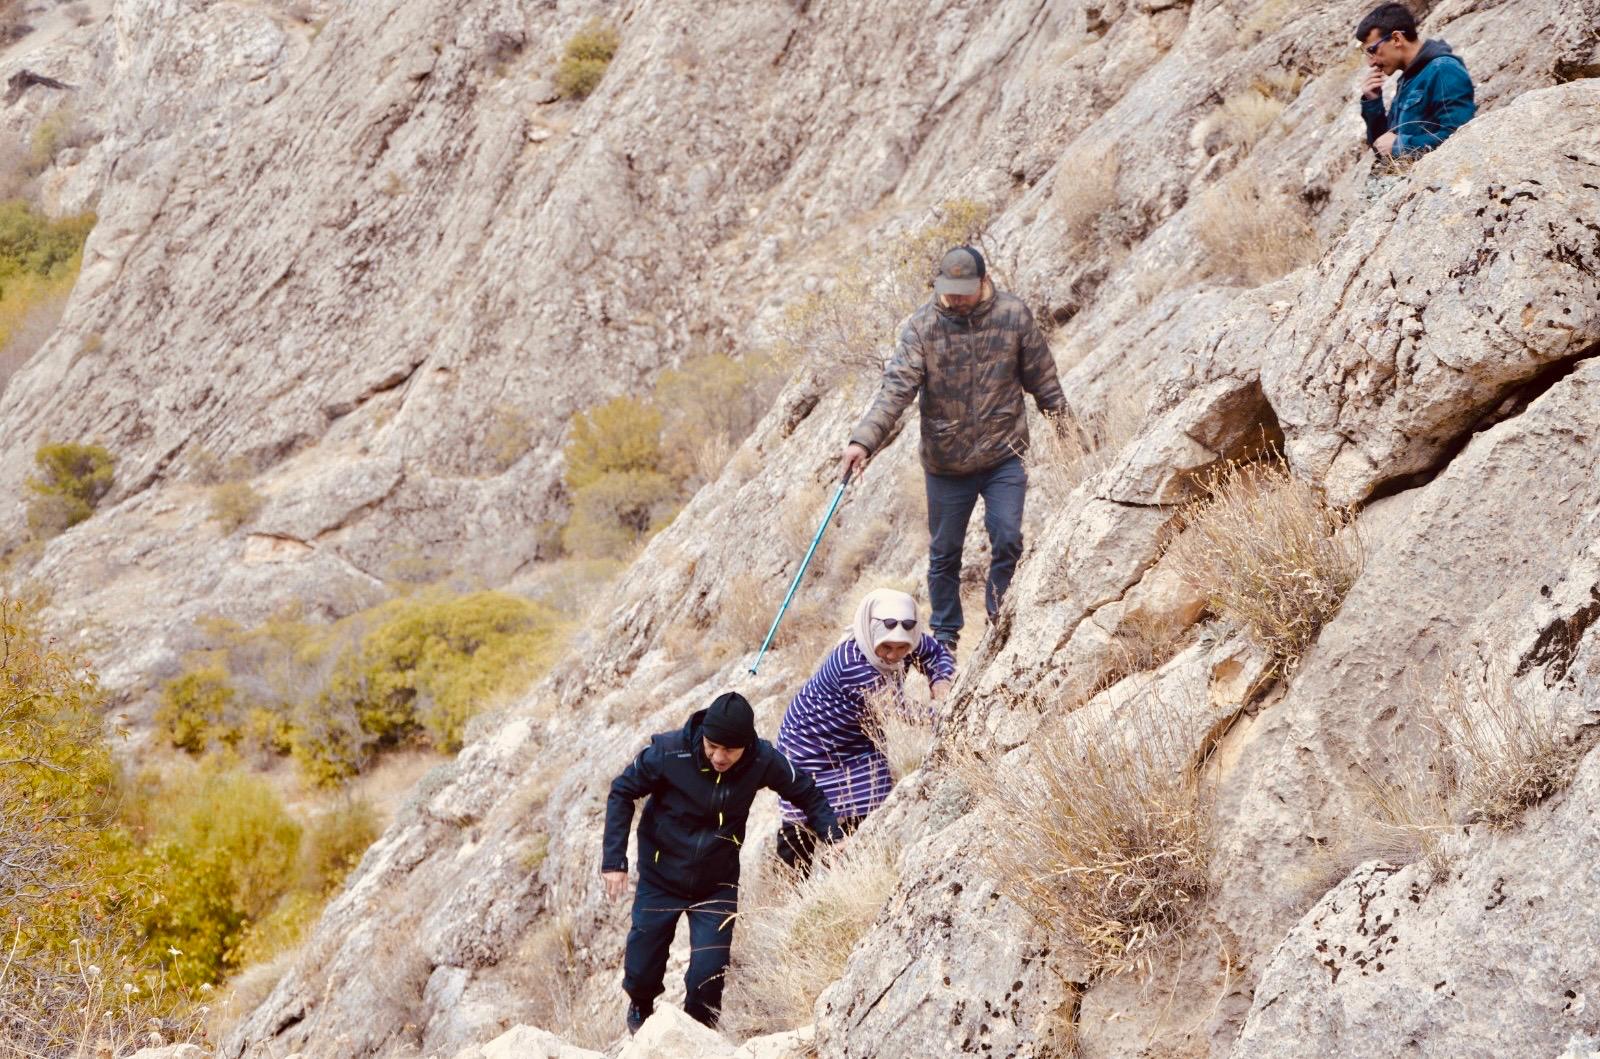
[507, 914, 606, 1049]
[861, 683, 936, 781]
[1025, 390, 1146, 503]
[1051, 144, 1126, 255]
[1323, 660, 1582, 892]
[960, 694, 1211, 977]
[1192, 172, 1320, 287]
[722, 831, 903, 1036]
[1165, 459, 1361, 673]
[1428, 664, 1579, 828]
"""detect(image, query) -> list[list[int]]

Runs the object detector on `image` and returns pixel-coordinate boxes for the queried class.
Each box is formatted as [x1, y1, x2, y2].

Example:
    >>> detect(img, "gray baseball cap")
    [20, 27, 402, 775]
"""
[933, 246, 986, 296]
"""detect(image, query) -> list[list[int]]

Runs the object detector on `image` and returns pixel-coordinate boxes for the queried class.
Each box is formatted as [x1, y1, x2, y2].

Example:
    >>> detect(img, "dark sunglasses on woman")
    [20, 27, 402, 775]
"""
[878, 618, 917, 631]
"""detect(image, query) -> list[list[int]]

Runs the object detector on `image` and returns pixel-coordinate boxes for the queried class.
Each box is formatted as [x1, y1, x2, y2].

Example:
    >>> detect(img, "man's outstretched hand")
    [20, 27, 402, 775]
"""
[1373, 130, 1397, 158]
[839, 442, 869, 481]
[1361, 67, 1385, 101]
[603, 870, 629, 901]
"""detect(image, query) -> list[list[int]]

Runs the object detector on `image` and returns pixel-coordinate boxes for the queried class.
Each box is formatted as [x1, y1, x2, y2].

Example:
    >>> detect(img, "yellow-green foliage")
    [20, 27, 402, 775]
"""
[563, 469, 678, 559]
[301, 798, 381, 895]
[209, 481, 265, 532]
[27, 108, 88, 174]
[560, 353, 782, 558]
[0, 199, 94, 280]
[130, 764, 302, 987]
[156, 662, 237, 753]
[554, 19, 619, 99]
[1, 201, 94, 396]
[160, 595, 566, 785]
[326, 590, 563, 753]
[0, 595, 207, 1051]
[24, 440, 115, 538]
[564, 396, 664, 489]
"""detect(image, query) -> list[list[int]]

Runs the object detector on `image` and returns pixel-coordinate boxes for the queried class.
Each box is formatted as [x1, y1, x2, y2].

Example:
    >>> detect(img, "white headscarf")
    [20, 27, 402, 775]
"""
[849, 588, 919, 676]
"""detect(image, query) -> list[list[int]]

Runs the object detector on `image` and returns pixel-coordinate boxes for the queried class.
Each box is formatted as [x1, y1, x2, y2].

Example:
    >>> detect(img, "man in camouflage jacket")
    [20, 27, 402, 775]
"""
[839, 246, 1066, 649]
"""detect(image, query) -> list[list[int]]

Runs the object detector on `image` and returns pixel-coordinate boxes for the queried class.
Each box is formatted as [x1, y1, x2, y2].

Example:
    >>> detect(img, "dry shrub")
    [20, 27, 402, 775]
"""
[508, 914, 605, 1049]
[208, 482, 265, 532]
[1193, 172, 1320, 287]
[1025, 390, 1146, 503]
[1165, 459, 1361, 673]
[961, 695, 1211, 976]
[721, 832, 902, 1036]
[773, 198, 992, 375]
[1332, 660, 1581, 891]
[1051, 144, 1128, 254]
[1214, 90, 1285, 150]
[861, 683, 936, 781]
[1428, 663, 1580, 828]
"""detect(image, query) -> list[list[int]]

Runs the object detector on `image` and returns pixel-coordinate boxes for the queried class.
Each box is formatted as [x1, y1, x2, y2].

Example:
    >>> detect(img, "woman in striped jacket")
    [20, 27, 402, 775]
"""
[774, 588, 955, 874]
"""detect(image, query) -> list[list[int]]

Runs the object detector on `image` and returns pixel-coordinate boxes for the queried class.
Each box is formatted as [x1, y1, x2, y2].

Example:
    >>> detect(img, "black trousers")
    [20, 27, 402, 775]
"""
[622, 876, 737, 1027]
[775, 816, 862, 877]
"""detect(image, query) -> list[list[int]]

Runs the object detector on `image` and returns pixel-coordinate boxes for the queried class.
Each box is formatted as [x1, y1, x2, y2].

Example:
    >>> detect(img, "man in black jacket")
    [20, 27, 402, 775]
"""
[602, 691, 843, 1033]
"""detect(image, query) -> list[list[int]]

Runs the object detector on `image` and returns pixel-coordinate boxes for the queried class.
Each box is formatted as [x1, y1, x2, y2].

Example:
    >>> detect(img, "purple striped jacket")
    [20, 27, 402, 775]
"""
[775, 634, 955, 823]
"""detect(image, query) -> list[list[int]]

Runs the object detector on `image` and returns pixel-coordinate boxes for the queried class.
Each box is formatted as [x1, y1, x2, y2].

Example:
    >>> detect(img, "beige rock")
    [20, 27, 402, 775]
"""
[733, 1024, 815, 1059]
[619, 1004, 736, 1059]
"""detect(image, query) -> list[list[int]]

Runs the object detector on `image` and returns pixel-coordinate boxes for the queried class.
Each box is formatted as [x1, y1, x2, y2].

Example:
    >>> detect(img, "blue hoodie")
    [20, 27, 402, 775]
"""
[1362, 39, 1476, 159]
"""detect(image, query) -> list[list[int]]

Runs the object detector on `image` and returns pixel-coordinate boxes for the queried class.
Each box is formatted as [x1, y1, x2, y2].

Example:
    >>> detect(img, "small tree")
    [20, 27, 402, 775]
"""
[25, 440, 115, 538]
[554, 19, 619, 99]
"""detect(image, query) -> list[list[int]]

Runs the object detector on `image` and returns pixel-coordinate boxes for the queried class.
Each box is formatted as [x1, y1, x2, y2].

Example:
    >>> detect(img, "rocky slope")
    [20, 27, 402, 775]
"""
[4, 0, 1600, 1056]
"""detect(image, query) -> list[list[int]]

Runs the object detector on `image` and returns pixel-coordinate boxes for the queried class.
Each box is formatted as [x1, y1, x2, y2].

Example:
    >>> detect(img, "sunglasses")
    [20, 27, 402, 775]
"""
[878, 618, 918, 631]
[1364, 33, 1394, 56]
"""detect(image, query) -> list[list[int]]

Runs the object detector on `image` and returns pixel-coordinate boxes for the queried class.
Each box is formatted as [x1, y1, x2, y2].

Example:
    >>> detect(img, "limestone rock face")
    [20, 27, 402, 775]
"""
[5, 0, 1600, 1056]
[1259, 82, 1600, 505]
[1234, 741, 1600, 1058]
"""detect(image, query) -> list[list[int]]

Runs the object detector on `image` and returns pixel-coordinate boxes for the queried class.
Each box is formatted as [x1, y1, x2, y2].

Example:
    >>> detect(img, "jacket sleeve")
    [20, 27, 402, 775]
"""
[602, 743, 663, 873]
[1394, 64, 1475, 158]
[910, 633, 956, 688]
[848, 317, 925, 455]
[1360, 94, 1388, 147]
[1018, 307, 1066, 416]
[768, 752, 844, 842]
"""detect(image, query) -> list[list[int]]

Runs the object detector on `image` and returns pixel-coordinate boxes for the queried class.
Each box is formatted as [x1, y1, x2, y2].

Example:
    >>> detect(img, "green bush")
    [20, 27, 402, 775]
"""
[562, 469, 678, 558]
[0, 199, 95, 280]
[554, 19, 619, 99]
[0, 596, 207, 1049]
[155, 662, 238, 753]
[209, 481, 265, 532]
[563, 395, 662, 489]
[301, 798, 380, 895]
[318, 590, 566, 761]
[24, 440, 114, 538]
[132, 765, 302, 986]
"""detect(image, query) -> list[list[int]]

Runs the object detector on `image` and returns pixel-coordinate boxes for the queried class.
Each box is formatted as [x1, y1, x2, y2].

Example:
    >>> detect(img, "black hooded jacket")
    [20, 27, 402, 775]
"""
[602, 708, 843, 898]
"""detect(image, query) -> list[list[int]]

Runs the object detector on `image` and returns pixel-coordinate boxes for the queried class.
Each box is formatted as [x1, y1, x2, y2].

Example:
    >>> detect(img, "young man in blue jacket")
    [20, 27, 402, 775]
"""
[1356, 3, 1476, 161]
[601, 691, 843, 1034]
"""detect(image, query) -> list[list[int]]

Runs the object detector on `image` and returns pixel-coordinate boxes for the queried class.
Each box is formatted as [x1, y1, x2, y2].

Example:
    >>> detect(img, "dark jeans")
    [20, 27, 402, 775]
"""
[622, 877, 737, 1027]
[925, 455, 1026, 642]
[774, 816, 862, 878]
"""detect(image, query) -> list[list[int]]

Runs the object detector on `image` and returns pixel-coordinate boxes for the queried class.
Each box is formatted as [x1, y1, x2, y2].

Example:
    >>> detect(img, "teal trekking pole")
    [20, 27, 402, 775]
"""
[748, 467, 853, 675]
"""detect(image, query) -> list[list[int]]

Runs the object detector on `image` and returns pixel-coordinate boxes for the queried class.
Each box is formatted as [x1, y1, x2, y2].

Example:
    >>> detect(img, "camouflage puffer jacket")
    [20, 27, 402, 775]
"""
[848, 289, 1066, 476]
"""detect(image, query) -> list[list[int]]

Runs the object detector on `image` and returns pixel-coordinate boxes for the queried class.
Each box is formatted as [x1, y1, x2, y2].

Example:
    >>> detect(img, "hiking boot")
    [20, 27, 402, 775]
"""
[935, 633, 959, 653]
[626, 1002, 650, 1035]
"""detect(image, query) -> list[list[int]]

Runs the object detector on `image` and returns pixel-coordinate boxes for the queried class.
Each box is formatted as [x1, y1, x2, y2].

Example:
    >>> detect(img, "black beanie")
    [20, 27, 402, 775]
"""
[701, 692, 757, 748]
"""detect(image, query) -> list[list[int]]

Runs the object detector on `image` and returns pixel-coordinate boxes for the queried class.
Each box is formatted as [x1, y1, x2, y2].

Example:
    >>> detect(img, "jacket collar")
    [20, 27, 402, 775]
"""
[1402, 38, 1455, 81]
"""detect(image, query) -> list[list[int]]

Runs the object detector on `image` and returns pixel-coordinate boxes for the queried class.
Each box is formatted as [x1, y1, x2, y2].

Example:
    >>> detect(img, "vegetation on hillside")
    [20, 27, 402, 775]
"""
[157, 590, 569, 785]
[24, 441, 115, 539]
[0, 202, 95, 397]
[554, 19, 620, 99]
[0, 594, 385, 1050]
[559, 351, 783, 559]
